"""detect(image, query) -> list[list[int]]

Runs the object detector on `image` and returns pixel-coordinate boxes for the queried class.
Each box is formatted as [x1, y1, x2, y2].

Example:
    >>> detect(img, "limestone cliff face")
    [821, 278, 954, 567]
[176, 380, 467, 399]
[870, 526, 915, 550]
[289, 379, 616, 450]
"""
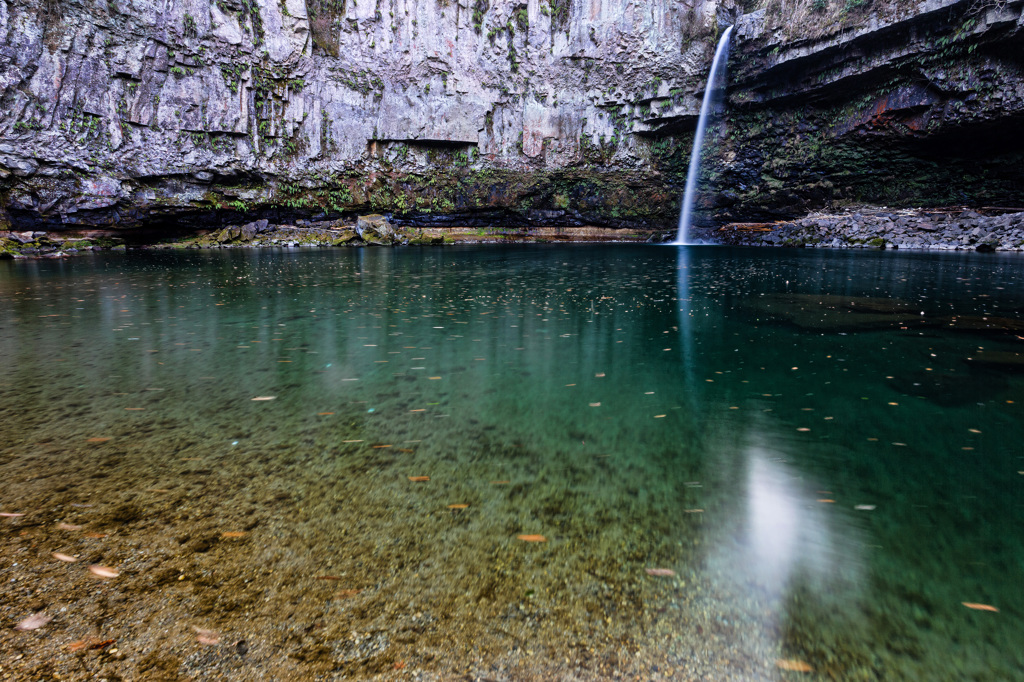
[0, 0, 729, 229]
[0, 0, 1022, 232]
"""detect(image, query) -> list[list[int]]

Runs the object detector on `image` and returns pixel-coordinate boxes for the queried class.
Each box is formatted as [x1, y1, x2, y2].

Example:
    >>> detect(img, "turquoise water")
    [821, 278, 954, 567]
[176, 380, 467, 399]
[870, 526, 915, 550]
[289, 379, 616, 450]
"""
[0, 245, 1022, 680]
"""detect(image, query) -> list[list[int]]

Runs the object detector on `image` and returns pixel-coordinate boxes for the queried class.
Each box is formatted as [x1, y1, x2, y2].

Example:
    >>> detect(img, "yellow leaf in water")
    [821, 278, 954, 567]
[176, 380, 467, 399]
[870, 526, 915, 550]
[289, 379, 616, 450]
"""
[962, 602, 999, 612]
[221, 531, 247, 538]
[776, 659, 814, 672]
[88, 565, 119, 579]
[517, 534, 547, 542]
[408, 476, 430, 482]
[447, 504, 469, 509]
[52, 552, 78, 562]
[251, 396, 276, 401]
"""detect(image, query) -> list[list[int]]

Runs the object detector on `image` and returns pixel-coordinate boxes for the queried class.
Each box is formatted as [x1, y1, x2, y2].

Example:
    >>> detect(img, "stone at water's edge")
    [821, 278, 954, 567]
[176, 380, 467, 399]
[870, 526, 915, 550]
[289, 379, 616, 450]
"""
[355, 215, 399, 245]
[705, 209, 1024, 251]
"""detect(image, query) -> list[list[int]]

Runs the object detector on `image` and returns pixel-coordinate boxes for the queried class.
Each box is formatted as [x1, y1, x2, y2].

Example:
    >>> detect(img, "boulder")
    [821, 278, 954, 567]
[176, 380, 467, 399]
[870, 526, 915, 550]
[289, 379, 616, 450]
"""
[356, 215, 397, 245]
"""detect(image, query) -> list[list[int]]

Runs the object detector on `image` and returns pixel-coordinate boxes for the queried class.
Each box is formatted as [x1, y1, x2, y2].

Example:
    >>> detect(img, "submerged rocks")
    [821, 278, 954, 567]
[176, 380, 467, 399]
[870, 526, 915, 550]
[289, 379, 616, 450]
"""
[708, 208, 1024, 251]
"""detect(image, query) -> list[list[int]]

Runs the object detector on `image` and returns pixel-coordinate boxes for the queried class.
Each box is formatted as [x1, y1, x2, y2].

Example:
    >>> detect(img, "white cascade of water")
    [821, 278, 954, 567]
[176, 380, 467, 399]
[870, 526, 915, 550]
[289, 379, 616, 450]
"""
[672, 25, 733, 246]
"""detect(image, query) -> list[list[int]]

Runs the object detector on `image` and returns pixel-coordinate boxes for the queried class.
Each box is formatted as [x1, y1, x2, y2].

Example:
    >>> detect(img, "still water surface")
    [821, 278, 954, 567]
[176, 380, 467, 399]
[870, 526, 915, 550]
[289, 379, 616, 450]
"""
[0, 246, 1022, 680]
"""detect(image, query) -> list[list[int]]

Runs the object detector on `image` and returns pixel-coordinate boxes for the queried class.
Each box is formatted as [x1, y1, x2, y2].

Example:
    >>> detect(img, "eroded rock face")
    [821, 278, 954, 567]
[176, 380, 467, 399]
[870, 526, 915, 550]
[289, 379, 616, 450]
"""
[0, 0, 1022, 232]
[0, 0, 732, 230]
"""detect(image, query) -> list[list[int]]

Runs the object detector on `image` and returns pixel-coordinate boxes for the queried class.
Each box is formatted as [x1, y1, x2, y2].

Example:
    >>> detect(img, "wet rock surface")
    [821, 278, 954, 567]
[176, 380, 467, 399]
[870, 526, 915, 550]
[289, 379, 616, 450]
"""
[702, 207, 1024, 251]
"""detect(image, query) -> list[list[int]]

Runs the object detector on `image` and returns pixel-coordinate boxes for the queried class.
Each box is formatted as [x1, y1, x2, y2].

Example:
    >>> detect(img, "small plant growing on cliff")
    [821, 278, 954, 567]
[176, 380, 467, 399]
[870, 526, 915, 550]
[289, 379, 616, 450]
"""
[472, 0, 488, 33]
[183, 12, 198, 37]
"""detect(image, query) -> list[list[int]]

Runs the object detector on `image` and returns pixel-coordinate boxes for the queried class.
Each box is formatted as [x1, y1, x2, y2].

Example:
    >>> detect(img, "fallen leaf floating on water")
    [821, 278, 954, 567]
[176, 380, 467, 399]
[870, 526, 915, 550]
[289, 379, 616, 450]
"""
[15, 612, 52, 631]
[89, 565, 119, 578]
[0, 512, 25, 517]
[855, 504, 876, 511]
[817, 499, 835, 503]
[52, 552, 78, 563]
[962, 602, 999, 612]
[517, 534, 547, 543]
[221, 531, 247, 538]
[408, 476, 430, 482]
[251, 396, 276, 401]
[776, 659, 814, 672]
[645, 568, 676, 577]
[56, 523, 83, 531]
[447, 504, 469, 509]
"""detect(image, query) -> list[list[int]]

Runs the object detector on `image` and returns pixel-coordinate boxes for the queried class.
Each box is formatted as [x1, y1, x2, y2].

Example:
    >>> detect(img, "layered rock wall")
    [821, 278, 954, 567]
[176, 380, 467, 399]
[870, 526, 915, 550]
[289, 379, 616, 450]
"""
[0, 0, 1022, 233]
[0, 0, 729, 229]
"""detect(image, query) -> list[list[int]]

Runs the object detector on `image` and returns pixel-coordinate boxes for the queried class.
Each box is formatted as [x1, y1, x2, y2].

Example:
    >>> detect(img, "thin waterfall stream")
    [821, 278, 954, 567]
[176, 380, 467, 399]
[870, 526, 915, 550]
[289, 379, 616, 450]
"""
[673, 25, 733, 245]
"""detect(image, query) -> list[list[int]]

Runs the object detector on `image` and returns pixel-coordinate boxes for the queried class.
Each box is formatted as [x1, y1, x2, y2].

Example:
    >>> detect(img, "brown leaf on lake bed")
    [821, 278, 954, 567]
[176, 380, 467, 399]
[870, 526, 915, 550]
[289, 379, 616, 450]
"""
[315, 576, 342, 580]
[14, 612, 52, 631]
[192, 626, 220, 645]
[52, 552, 78, 563]
[776, 659, 814, 672]
[70, 638, 116, 651]
[89, 565, 119, 578]
[336, 589, 362, 598]
[962, 602, 999, 612]
[0, 512, 25, 517]
[408, 476, 430, 482]
[645, 568, 676, 577]
[517, 534, 547, 543]
[221, 531, 247, 538]
[447, 504, 469, 509]
[490, 480, 510, 485]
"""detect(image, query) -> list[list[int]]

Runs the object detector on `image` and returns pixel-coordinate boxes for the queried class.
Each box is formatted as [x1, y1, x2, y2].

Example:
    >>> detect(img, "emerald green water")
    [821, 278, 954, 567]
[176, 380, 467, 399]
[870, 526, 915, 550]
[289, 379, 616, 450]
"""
[0, 245, 1022, 680]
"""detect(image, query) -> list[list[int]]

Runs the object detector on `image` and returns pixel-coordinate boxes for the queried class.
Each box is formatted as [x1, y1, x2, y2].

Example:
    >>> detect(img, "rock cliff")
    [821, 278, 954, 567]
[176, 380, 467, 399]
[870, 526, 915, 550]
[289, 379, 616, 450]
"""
[0, 0, 1022, 233]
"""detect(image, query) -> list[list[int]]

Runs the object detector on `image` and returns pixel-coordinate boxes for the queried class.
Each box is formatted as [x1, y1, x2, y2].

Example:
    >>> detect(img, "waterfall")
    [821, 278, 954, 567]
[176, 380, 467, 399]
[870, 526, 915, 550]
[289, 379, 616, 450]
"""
[673, 25, 733, 246]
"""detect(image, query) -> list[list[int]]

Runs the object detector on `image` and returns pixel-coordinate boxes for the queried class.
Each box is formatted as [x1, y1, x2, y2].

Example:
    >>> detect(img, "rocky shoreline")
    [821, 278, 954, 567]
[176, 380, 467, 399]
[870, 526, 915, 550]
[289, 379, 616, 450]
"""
[701, 207, 1024, 252]
[6, 207, 1024, 259]
[0, 215, 659, 258]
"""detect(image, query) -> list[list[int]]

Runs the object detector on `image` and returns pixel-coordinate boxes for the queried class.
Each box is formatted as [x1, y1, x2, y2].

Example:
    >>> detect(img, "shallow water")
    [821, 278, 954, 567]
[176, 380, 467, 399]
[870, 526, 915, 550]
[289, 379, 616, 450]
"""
[1, 245, 1022, 680]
